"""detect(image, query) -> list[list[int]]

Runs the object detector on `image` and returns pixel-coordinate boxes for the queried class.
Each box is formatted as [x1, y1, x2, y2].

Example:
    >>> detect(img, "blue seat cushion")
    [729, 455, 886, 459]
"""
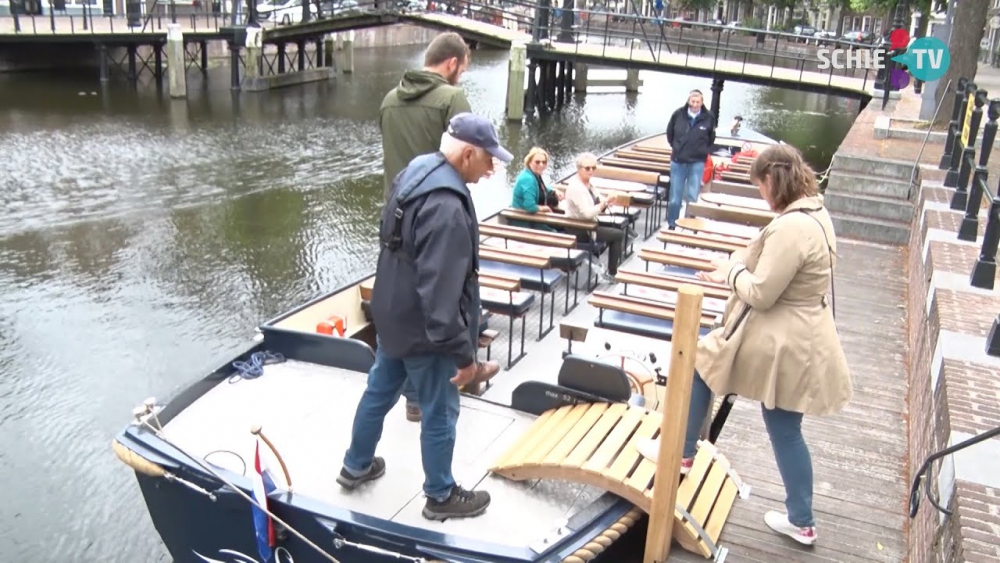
[594, 309, 712, 341]
[482, 239, 588, 271]
[480, 287, 536, 316]
[480, 259, 564, 292]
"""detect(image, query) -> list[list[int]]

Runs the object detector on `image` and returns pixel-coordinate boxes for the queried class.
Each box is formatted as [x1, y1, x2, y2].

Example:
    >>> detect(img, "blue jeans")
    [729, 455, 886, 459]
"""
[668, 160, 706, 228]
[343, 339, 461, 501]
[684, 371, 815, 528]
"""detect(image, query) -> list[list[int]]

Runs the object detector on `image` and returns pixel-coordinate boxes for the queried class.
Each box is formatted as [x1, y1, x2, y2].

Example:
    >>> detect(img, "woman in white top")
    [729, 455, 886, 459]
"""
[561, 152, 625, 277]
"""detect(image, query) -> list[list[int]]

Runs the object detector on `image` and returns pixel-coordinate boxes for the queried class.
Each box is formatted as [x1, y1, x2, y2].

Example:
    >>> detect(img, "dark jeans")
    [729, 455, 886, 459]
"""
[684, 371, 815, 527]
[595, 226, 624, 275]
[343, 337, 461, 501]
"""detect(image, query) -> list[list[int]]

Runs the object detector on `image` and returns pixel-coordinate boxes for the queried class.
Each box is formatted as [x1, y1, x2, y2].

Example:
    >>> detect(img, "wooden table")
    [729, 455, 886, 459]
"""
[675, 217, 759, 239]
[700, 192, 772, 212]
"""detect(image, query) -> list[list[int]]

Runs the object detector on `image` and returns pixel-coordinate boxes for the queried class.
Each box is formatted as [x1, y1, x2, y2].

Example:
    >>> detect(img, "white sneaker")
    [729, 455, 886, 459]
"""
[764, 511, 817, 546]
[636, 438, 693, 475]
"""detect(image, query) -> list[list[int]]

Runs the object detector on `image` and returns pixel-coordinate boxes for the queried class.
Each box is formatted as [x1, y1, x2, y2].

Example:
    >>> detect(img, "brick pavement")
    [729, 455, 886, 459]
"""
[834, 81, 1000, 563]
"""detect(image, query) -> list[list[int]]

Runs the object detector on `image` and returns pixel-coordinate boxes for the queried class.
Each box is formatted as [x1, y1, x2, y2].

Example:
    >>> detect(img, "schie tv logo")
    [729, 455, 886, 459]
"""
[816, 29, 951, 89]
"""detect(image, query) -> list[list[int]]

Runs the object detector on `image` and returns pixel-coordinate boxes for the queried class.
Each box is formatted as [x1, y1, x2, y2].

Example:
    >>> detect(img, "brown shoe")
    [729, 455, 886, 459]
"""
[474, 361, 500, 385]
[406, 403, 421, 422]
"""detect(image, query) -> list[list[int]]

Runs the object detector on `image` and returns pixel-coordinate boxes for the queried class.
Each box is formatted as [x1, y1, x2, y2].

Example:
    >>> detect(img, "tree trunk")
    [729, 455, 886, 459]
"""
[934, 0, 990, 126]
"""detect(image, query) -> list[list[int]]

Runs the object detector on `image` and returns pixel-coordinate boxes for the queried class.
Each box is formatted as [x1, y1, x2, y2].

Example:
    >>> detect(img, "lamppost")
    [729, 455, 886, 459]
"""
[878, 0, 911, 109]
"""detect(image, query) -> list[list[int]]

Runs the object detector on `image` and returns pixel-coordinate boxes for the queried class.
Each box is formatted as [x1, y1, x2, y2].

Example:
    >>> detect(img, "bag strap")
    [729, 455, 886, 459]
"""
[795, 209, 836, 320]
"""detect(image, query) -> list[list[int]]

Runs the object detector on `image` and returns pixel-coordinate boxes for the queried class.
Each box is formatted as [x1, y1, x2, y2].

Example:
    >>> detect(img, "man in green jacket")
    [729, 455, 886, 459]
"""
[380, 32, 473, 200]
[380, 32, 499, 423]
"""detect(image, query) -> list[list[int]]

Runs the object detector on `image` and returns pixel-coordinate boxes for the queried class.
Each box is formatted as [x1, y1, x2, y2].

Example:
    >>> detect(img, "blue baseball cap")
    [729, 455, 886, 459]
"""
[446, 113, 513, 163]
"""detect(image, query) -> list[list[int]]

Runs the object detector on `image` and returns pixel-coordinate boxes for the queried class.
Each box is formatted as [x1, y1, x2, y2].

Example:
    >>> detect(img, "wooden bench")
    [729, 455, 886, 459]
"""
[592, 166, 667, 237]
[498, 209, 609, 291]
[632, 144, 671, 157]
[719, 170, 752, 184]
[675, 217, 759, 239]
[656, 230, 747, 254]
[700, 192, 771, 212]
[479, 246, 560, 341]
[615, 269, 731, 301]
[479, 272, 533, 371]
[588, 291, 717, 341]
[638, 247, 717, 276]
[616, 149, 671, 165]
[600, 156, 669, 174]
[705, 179, 761, 199]
[685, 201, 775, 228]
[480, 223, 587, 314]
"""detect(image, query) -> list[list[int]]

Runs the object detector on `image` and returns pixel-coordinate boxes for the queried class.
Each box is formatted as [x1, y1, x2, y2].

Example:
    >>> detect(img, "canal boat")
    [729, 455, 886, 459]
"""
[112, 129, 778, 563]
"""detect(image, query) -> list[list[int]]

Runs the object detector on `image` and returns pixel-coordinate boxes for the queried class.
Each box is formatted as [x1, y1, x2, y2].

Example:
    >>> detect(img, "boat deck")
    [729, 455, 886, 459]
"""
[477, 236, 909, 561]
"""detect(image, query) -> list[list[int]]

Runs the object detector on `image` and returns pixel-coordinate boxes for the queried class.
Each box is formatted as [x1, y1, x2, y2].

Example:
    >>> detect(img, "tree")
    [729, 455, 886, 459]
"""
[933, 0, 990, 126]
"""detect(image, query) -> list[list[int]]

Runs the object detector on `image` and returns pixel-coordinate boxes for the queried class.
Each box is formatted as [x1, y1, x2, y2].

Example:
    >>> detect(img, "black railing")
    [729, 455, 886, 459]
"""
[940, 77, 1000, 356]
[909, 425, 1000, 517]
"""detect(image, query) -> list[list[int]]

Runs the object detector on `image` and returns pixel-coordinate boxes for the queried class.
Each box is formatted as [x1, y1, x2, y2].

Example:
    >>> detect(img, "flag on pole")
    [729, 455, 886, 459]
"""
[251, 439, 277, 563]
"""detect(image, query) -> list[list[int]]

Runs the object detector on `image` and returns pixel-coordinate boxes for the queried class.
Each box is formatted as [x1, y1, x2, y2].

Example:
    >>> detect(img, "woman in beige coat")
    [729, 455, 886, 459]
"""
[640, 144, 852, 546]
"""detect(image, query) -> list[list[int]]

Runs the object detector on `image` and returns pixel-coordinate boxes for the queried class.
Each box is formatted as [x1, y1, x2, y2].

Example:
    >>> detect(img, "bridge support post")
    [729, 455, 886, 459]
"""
[505, 42, 526, 121]
[625, 69, 640, 93]
[525, 61, 537, 115]
[573, 63, 588, 94]
[710, 78, 724, 120]
[324, 36, 335, 69]
[166, 24, 187, 99]
[341, 31, 355, 74]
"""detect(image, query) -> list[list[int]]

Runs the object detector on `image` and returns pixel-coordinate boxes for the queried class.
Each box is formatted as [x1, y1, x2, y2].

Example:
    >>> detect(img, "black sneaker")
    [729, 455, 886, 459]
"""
[336, 457, 386, 490]
[422, 485, 491, 521]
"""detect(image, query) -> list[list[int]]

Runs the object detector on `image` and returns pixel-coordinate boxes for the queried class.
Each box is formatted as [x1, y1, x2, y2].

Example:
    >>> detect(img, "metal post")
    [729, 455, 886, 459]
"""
[987, 313, 1000, 357]
[941, 77, 969, 169]
[960, 99, 1000, 241]
[880, 0, 909, 109]
[971, 195, 1000, 289]
[946, 82, 974, 188]
[170, 0, 177, 23]
[952, 88, 987, 212]
[9, 0, 21, 32]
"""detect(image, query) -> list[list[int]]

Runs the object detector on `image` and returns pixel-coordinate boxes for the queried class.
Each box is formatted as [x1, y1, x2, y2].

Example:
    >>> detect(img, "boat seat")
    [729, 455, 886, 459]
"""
[480, 287, 535, 317]
[595, 309, 713, 341]
[479, 259, 564, 293]
[658, 265, 702, 278]
[481, 238, 588, 271]
[556, 353, 643, 407]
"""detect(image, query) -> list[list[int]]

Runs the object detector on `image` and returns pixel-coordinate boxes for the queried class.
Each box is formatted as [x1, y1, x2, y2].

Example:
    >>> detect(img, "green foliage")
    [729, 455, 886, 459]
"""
[848, 0, 896, 13]
[670, 0, 717, 10]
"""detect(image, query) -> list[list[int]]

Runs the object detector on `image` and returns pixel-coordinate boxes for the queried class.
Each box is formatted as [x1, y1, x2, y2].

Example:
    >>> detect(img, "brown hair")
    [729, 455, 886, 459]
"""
[424, 32, 471, 67]
[523, 147, 549, 167]
[749, 144, 817, 212]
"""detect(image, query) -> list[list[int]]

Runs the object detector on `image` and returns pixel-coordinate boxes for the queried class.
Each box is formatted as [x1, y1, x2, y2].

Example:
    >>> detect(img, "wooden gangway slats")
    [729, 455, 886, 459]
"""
[490, 403, 748, 560]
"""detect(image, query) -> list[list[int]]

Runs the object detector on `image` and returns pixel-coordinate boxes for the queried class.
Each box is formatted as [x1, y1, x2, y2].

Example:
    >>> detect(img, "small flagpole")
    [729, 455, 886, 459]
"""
[252, 425, 293, 490]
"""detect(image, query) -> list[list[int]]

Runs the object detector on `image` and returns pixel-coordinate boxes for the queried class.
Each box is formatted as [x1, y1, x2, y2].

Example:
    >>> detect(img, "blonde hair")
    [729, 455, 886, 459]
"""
[523, 147, 549, 167]
[749, 144, 817, 212]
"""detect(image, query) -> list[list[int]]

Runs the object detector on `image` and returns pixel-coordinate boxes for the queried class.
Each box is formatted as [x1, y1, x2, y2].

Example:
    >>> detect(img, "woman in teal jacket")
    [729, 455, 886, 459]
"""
[510, 147, 562, 231]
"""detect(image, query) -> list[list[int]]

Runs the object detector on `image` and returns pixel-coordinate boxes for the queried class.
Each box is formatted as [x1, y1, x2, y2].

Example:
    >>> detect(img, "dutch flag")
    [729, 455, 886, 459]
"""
[251, 439, 277, 563]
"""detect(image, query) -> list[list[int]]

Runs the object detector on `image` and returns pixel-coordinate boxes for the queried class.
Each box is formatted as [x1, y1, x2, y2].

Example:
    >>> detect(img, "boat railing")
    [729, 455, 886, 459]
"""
[908, 425, 1000, 518]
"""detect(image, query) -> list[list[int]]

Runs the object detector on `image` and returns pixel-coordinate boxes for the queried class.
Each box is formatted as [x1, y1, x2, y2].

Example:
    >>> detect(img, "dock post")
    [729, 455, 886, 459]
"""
[573, 63, 588, 94]
[506, 42, 526, 121]
[525, 61, 537, 115]
[324, 35, 335, 68]
[342, 30, 355, 74]
[166, 24, 187, 98]
[625, 69, 640, 93]
[99, 44, 110, 83]
[644, 285, 704, 563]
[246, 33, 263, 81]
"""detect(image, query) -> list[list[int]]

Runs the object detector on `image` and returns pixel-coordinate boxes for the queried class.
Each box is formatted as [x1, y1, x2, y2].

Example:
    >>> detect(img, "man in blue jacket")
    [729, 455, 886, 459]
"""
[665, 90, 716, 229]
[337, 113, 512, 521]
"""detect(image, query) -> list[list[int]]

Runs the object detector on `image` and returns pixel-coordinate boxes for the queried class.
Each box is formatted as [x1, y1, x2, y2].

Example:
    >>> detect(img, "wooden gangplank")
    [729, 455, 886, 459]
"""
[490, 403, 749, 560]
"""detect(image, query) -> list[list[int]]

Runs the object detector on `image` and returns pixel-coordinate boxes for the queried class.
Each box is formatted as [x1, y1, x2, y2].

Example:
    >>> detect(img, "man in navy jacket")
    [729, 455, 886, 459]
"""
[665, 90, 716, 229]
[337, 113, 512, 521]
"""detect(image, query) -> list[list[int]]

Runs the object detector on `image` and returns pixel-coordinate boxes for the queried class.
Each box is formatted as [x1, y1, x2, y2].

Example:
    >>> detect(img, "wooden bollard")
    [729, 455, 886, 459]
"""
[644, 284, 704, 563]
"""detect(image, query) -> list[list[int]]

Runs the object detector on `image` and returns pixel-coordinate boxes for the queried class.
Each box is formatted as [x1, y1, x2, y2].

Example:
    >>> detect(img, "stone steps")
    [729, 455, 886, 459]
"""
[824, 154, 916, 247]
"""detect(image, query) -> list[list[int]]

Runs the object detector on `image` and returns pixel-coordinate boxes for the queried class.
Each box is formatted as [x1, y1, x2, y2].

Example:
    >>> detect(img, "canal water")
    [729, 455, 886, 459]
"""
[0, 43, 861, 562]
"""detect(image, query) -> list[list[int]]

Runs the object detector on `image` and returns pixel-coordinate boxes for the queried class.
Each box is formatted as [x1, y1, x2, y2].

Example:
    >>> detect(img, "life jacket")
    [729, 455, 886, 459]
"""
[702, 154, 715, 185]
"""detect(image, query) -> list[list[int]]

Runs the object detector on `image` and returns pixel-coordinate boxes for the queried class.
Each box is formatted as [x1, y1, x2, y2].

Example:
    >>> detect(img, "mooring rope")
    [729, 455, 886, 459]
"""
[560, 506, 645, 563]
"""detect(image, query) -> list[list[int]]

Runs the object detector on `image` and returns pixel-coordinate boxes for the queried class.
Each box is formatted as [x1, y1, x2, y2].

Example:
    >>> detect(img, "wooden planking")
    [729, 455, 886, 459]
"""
[540, 403, 610, 466]
[701, 192, 773, 212]
[521, 403, 591, 465]
[562, 403, 628, 468]
[615, 269, 731, 301]
[479, 246, 551, 269]
[638, 248, 716, 271]
[479, 223, 577, 249]
[603, 411, 661, 483]
[588, 292, 718, 327]
[685, 201, 775, 228]
[580, 405, 646, 473]
[674, 217, 759, 239]
[499, 208, 598, 231]
[657, 230, 747, 253]
[479, 273, 521, 293]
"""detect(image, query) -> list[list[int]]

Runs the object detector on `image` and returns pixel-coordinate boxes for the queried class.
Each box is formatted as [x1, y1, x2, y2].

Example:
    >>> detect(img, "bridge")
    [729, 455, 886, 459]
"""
[1, 0, 884, 116]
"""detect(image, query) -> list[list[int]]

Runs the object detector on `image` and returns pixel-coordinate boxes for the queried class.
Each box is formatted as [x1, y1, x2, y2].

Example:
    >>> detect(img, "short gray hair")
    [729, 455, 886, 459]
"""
[575, 152, 598, 168]
[440, 131, 483, 160]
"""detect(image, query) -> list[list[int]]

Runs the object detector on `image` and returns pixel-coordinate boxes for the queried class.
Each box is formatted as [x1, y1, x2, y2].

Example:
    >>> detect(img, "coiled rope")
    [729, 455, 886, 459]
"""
[560, 506, 644, 563]
[228, 351, 286, 383]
